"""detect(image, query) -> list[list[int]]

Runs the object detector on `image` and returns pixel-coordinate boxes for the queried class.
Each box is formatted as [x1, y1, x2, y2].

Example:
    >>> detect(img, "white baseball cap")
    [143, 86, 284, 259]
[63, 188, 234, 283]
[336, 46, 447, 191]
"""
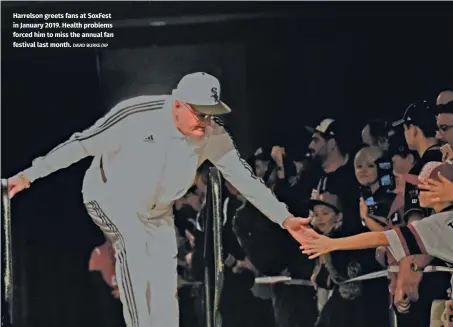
[173, 72, 232, 115]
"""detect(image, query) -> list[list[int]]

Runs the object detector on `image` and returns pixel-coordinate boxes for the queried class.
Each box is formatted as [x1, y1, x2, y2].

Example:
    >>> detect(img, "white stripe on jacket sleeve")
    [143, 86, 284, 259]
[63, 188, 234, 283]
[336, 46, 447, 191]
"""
[22, 96, 165, 182]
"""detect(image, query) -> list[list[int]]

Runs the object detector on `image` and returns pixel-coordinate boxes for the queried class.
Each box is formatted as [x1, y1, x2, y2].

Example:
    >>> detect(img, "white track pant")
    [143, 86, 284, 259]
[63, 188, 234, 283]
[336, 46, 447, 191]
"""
[84, 198, 179, 327]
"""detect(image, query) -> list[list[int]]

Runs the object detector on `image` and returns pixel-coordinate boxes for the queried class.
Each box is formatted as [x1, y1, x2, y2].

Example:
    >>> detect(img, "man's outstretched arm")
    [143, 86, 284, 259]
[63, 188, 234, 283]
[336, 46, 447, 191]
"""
[22, 96, 165, 182]
[203, 120, 295, 227]
[9, 96, 165, 196]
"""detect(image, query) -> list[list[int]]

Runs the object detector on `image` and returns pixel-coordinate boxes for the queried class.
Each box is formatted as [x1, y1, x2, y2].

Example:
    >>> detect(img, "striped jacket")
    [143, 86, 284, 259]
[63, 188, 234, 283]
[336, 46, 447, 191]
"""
[21, 95, 291, 226]
[384, 210, 453, 265]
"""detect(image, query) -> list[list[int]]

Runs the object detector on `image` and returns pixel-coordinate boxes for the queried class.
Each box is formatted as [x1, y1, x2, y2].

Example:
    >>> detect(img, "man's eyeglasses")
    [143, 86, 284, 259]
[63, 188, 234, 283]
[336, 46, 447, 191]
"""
[184, 103, 211, 121]
[437, 125, 453, 133]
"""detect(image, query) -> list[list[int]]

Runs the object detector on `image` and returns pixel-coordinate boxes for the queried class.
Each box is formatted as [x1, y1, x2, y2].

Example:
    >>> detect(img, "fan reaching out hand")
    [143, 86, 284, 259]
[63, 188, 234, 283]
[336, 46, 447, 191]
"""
[298, 229, 337, 259]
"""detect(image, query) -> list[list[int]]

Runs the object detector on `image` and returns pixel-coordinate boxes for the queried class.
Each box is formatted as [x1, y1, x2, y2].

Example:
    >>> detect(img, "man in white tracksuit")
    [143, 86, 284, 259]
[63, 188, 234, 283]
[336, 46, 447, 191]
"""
[7, 72, 312, 327]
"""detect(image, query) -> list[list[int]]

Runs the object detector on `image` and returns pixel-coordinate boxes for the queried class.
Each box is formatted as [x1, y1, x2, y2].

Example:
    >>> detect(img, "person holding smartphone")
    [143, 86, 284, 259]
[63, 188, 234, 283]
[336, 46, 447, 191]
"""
[354, 146, 404, 232]
[354, 145, 404, 306]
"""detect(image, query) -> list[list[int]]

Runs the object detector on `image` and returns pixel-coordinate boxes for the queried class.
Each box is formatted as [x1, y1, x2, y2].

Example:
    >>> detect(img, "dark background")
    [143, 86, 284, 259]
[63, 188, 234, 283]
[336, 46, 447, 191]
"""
[1, 2, 453, 327]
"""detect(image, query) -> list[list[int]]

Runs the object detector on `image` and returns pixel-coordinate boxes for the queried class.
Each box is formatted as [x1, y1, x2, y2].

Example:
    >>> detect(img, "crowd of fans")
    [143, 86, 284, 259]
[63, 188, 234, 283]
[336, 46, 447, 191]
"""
[90, 90, 453, 327]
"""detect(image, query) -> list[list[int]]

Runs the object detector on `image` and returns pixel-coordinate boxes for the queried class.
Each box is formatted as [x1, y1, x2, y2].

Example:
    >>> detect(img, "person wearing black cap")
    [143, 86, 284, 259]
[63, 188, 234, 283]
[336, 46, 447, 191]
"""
[391, 101, 450, 327]
[308, 192, 391, 327]
[305, 118, 362, 235]
[392, 101, 443, 224]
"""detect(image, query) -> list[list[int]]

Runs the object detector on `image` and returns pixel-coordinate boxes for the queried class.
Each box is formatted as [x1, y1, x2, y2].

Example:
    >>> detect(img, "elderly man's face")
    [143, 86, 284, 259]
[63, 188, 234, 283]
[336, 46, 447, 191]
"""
[174, 100, 211, 138]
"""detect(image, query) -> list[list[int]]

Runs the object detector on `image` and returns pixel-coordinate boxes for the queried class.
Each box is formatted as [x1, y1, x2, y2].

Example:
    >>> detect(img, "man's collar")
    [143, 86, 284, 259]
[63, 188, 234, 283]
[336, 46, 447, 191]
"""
[439, 204, 453, 213]
[323, 154, 349, 173]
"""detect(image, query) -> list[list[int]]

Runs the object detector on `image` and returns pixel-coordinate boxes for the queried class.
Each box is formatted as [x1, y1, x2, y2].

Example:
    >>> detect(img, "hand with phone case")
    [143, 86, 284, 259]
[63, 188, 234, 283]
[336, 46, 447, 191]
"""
[359, 197, 387, 231]
[359, 186, 389, 231]
[360, 185, 377, 214]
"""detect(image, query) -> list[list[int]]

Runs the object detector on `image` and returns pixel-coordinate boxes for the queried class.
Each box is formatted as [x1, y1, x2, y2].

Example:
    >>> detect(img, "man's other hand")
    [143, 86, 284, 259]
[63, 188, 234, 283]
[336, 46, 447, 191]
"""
[7, 174, 30, 199]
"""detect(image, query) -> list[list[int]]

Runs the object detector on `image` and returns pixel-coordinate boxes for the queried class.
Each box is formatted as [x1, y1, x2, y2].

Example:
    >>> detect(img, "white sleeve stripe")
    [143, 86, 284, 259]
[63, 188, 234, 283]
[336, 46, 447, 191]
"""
[212, 117, 264, 184]
[77, 103, 163, 141]
[40, 134, 80, 158]
[212, 117, 290, 214]
[98, 99, 165, 129]
[42, 100, 165, 158]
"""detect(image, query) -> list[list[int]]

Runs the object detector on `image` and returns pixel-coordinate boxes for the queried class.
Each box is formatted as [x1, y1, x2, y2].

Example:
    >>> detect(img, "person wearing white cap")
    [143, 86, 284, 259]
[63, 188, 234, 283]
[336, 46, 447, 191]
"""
[5, 72, 312, 327]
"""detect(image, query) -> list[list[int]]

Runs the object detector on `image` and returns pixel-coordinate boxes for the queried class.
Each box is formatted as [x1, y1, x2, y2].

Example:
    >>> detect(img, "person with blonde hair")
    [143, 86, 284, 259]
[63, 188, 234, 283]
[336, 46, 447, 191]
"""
[354, 146, 404, 232]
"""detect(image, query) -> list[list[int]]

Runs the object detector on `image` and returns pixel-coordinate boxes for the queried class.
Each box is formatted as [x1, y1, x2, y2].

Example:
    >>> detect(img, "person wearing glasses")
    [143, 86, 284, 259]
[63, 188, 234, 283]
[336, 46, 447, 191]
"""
[435, 91, 453, 163]
[5, 72, 312, 327]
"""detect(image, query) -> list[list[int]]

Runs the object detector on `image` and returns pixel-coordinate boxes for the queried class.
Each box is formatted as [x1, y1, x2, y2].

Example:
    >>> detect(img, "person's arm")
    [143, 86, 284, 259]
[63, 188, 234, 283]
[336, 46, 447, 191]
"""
[332, 232, 389, 251]
[271, 146, 297, 180]
[362, 204, 390, 230]
[202, 120, 292, 227]
[272, 152, 300, 205]
[321, 225, 429, 257]
[392, 213, 453, 305]
[20, 96, 164, 183]
[389, 213, 453, 264]
[300, 230, 389, 259]
[302, 212, 453, 262]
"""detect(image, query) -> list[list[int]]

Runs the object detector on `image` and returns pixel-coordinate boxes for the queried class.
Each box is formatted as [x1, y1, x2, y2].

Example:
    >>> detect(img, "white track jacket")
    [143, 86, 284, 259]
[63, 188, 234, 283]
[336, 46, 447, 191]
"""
[22, 95, 291, 226]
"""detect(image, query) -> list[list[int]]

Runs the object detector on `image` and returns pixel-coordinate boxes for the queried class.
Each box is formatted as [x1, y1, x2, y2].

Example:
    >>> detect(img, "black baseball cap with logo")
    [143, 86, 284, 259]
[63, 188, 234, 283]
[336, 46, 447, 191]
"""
[305, 118, 341, 139]
[308, 192, 343, 214]
[392, 101, 437, 135]
[305, 118, 351, 154]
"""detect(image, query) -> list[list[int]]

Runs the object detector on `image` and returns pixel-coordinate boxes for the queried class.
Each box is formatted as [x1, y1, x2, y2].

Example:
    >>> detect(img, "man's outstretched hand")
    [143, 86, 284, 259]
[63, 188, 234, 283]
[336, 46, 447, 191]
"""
[282, 216, 318, 245]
